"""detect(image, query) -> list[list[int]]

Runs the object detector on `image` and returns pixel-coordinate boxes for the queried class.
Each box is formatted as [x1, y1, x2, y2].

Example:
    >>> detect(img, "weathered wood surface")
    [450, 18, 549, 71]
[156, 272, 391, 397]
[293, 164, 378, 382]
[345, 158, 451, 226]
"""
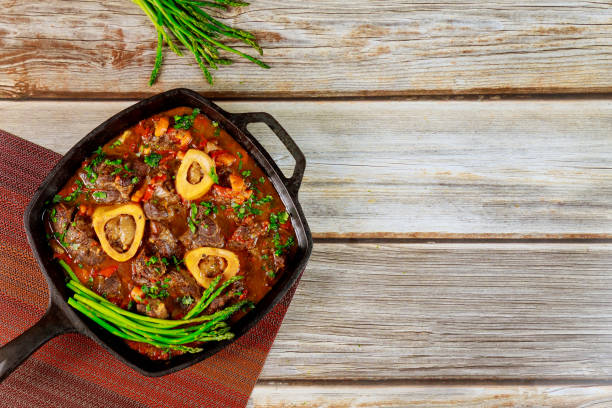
[1, 1, 612, 98]
[249, 383, 612, 408]
[1, 99, 611, 238]
[257, 242, 612, 380]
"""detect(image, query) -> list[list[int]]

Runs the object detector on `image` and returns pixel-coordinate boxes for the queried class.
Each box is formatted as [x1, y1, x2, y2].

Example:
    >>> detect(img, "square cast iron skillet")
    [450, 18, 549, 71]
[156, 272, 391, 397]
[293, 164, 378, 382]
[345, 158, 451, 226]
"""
[0, 88, 312, 381]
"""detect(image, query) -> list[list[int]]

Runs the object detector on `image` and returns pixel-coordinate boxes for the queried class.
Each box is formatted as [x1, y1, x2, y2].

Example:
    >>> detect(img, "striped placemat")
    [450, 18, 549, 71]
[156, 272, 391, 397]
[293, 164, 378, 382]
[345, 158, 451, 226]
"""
[0, 130, 298, 407]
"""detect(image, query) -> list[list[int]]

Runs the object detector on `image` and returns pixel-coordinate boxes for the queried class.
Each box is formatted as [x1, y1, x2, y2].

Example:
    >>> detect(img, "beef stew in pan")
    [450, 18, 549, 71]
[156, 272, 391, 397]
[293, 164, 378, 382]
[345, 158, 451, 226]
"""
[45, 107, 296, 360]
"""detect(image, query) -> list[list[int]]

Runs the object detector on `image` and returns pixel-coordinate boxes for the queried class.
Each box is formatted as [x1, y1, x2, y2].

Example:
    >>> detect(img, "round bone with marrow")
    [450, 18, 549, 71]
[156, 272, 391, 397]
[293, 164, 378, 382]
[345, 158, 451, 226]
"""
[92, 203, 145, 262]
[175, 149, 217, 200]
[185, 247, 240, 288]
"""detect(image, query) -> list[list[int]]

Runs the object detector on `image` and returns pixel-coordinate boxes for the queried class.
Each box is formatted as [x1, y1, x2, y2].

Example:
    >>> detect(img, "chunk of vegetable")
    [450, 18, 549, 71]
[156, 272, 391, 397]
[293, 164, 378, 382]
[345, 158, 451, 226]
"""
[184, 247, 240, 289]
[154, 116, 169, 137]
[175, 149, 216, 200]
[92, 203, 145, 262]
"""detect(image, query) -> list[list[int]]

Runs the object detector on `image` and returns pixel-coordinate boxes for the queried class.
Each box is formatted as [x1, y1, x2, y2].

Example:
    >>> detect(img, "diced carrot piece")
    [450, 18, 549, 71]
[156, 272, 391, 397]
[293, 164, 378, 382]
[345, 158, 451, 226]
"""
[97, 265, 118, 278]
[130, 286, 147, 304]
[229, 174, 245, 192]
[154, 116, 169, 137]
[210, 150, 236, 167]
[131, 182, 148, 202]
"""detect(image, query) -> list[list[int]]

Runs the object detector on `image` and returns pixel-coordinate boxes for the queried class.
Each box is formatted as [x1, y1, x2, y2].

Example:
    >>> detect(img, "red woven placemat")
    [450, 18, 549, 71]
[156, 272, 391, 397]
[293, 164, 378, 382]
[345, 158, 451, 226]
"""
[0, 130, 298, 407]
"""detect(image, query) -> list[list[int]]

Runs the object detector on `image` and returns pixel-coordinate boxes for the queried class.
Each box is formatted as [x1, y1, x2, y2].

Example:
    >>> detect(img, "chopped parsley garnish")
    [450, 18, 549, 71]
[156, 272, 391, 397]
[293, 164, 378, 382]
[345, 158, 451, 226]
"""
[124, 164, 133, 172]
[200, 201, 218, 215]
[50, 208, 57, 222]
[56, 179, 84, 203]
[256, 195, 273, 206]
[87, 277, 93, 284]
[111, 167, 122, 176]
[232, 194, 274, 220]
[92, 191, 107, 200]
[84, 147, 105, 183]
[237, 152, 242, 159]
[188, 203, 199, 233]
[145, 256, 159, 266]
[174, 108, 200, 130]
[209, 167, 219, 184]
[141, 282, 169, 299]
[238, 160, 243, 171]
[172, 256, 184, 266]
[131, 176, 139, 184]
[127, 300, 135, 309]
[266, 270, 276, 279]
[161, 257, 169, 265]
[241, 170, 251, 177]
[261, 254, 268, 260]
[269, 211, 293, 255]
[104, 158, 122, 166]
[258, 177, 265, 184]
[144, 153, 162, 167]
[111, 139, 122, 148]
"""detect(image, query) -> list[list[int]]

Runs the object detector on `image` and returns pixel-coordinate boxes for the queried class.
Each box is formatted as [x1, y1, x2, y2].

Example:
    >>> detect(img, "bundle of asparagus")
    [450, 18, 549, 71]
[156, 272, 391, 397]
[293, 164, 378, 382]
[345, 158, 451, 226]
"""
[60, 260, 251, 354]
[132, 0, 269, 86]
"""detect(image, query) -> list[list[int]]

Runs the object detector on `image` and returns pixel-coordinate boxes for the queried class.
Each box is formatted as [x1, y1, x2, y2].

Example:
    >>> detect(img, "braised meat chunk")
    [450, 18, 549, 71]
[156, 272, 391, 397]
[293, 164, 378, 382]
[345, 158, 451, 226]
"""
[142, 180, 182, 221]
[180, 205, 225, 249]
[62, 213, 106, 266]
[148, 221, 181, 258]
[131, 252, 167, 286]
[79, 157, 148, 203]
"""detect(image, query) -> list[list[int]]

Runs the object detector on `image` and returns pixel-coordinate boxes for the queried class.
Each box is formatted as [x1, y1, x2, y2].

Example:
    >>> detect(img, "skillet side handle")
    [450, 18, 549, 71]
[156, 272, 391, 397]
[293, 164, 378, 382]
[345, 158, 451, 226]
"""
[0, 301, 73, 382]
[228, 112, 305, 198]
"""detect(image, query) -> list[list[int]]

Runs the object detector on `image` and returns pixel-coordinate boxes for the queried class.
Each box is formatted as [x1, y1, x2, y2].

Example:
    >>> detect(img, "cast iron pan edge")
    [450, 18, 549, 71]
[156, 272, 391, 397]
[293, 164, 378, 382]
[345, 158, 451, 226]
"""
[0, 88, 313, 381]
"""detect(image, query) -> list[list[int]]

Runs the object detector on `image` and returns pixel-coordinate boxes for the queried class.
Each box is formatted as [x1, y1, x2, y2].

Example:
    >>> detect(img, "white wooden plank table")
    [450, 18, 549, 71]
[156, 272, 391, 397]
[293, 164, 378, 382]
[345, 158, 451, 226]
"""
[2, 0, 612, 406]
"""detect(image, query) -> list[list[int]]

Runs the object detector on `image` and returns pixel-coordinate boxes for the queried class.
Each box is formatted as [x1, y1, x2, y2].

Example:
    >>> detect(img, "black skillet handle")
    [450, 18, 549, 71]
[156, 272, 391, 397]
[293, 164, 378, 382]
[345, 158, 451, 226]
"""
[228, 112, 305, 198]
[0, 301, 73, 382]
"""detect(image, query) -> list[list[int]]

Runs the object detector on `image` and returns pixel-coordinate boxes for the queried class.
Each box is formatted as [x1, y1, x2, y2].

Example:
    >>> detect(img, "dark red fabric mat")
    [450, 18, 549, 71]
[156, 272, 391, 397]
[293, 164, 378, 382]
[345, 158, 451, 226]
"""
[0, 130, 297, 407]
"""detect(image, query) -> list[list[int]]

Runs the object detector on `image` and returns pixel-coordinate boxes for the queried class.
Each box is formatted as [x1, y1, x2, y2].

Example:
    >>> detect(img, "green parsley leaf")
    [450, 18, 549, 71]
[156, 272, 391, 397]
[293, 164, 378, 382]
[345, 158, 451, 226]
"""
[92, 191, 107, 200]
[278, 211, 289, 224]
[145, 256, 159, 266]
[104, 158, 122, 166]
[144, 153, 162, 167]
[241, 170, 251, 177]
[131, 176, 139, 184]
[173, 108, 200, 130]
[209, 167, 219, 184]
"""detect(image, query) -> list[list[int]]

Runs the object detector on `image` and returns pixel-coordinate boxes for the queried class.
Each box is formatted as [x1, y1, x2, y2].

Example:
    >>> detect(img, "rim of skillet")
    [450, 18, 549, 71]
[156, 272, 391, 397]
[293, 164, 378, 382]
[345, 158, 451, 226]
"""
[23, 88, 313, 377]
